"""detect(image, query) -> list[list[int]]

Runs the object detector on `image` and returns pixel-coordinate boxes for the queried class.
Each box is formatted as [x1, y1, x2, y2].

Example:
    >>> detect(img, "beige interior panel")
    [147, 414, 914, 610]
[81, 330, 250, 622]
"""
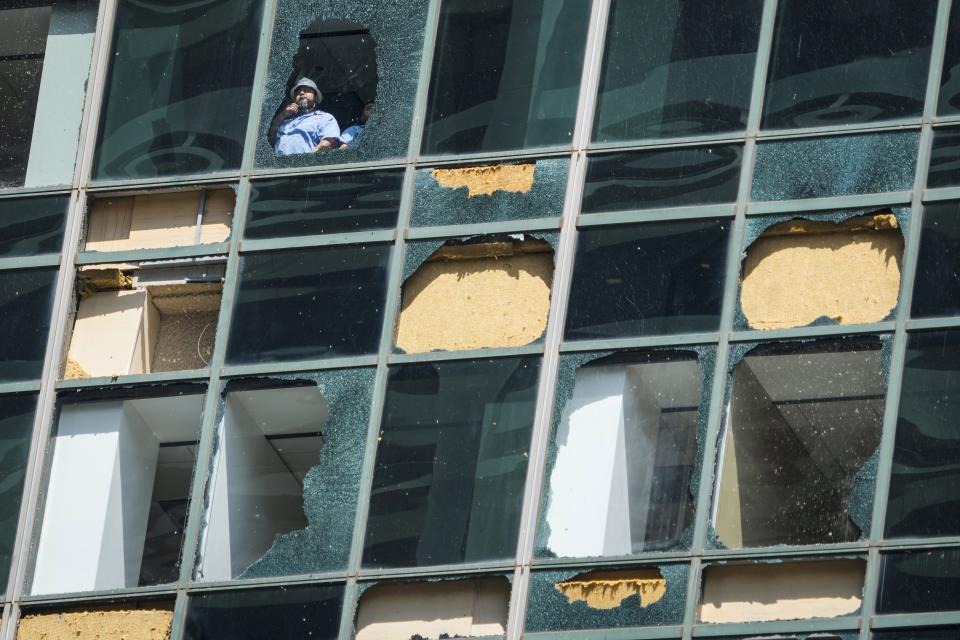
[555, 569, 667, 609]
[66, 290, 149, 379]
[431, 163, 535, 197]
[18, 608, 172, 639]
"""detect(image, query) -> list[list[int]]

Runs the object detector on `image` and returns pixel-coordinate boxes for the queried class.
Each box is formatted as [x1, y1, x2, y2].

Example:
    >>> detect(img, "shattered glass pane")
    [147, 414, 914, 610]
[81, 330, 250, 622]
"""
[226, 244, 390, 364]
[0, 268, 56, 382]
[421, 0, 591, 155]
[593, 0, 762, 142]
[885, 330, 960, 538]
[540, 351, 701, 558]
[714, 337, 885, 548]
[927, 127, 960, 189]
[876, 548, 960, 614]
[582, 146, 742, 213]
[938, 2, 960, 117]
[245, 170, 403, 239]
[0, 195, 67, 257]
[0, 0, 97, 189]
[184, 583, 344, 639]
[0, 393, 37, 598]
[565, 219, 729, 340]
[751, 132, 919, 201]
[912, 201, 960, 319]
[93, 0, 263, 180]
[362, 357, 540, 568]
[762, 0, 936, 129]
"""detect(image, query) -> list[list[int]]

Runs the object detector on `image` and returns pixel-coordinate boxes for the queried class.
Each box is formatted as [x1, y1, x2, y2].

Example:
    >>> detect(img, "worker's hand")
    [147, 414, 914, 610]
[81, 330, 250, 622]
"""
[315, 138, 338, 151]
[283, 102, 299, 119]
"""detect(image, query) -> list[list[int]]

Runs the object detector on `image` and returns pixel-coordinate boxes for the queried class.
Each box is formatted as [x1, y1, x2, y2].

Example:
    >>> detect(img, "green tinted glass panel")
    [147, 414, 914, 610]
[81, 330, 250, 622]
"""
[0, 394, 37, 598]
[421, 0, 590, 155]
[912, 201, 960, 319]
[877, 548, 960, 614]
[93, 0, 263, 180]
[939, 3, 960, 116]
[0, 268, 56, 382]
[886, 330, 960, 538]
[762, 0, 936, 129]
[928, 128, 960, 189]
[0, 195, 67, 257]
[363, 357, 539, 568]
[594, 0, 762, 142]
[582, 146, 741, 213]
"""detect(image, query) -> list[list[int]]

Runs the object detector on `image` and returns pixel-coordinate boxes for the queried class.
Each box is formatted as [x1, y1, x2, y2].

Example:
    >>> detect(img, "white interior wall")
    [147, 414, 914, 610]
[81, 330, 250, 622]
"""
[624, 365, 663, 546]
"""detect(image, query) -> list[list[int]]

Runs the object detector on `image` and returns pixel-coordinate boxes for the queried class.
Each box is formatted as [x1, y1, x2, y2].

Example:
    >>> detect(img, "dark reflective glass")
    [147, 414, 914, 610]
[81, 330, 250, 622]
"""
[928, 128, 960, 189]
[874, 628, 960, 640]
[245, 171, 403, 239]
[594, 0, 762, 142]
[0, 394, 37, 597]
[752, 132, 919, 201]
[0, 268, 56, 382]
[226, 245, 389, 364]
[93, 0, 263, 180]
[582, 146, 742, 213]
[565, 220, 729, 340]
[877, 548, 960, 614]
[886, 330, 960, 538]
[184, 584, 344, 639]
[762, 0, 936, 129]
[939, 3, 960, 116]
[715, 338, 885, 547]
[421, 0, 590, 155]
[363, 357, 539, 568]
[0, 195, 67, 257]
[913, 201, 960, 319]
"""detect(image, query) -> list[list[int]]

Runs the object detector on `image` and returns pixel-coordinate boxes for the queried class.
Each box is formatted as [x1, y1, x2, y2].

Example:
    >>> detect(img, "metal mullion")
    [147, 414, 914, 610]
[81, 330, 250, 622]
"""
[923, 186, 960, 201]
[167, 178, 252, 640]
[755, 118, 921, 141]
[388, 344, 544, 365]
[356, 561, 515, 581]
[934, 114, 960, 126]
[220, 355, 379, 378]
[55, 369, 211, 390]
[587, 133, 747, 154]
[747, 191, 913, 215]
[239, 0, 279, 175]
[0, 255, 60, 271]
[0, 186, 73, 199]
[578, 204, 736, 227]
[909, 315, 960, 330]
[877, 536, 960, 550]
[75, 243, 230, 265]
[0, 187, 85, 640]
[406, 217, 562, 240]
[239, 230, 395, 253]
[872, 611, 960, 629]
[18, 584, 179, 607]
[249, 157, 411, 180]
[87, 172, 244, 193]
[417, 145, 573, 167]
[730, 322, 896, 343]
[559, 333, 719, 353]
[0, 382, 42, 396]
[189, 571, 348, 594]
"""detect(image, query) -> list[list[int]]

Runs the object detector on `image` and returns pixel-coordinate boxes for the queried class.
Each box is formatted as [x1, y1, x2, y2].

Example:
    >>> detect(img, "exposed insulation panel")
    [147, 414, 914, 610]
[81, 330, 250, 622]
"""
[85, 189, 233, 252]
[66, 290, 151, 379]
[17, 608, 172, 639]
[699, 560, 865, 623]
[741, 214, 903, 330]
[555, 570, 667, 610]
[396, 245, 553, 353]
[355, 578, 509, 640]
[431, 164, 535, 197]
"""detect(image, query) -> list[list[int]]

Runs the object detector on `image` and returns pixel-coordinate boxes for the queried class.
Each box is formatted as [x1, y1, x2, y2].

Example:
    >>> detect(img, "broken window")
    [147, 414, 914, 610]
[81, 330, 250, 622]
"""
[267, 19, 377, 155]
[740, 213, 904, 330]
[0, 393, 38, 597]
[927, 127, 960, 189]
[713, 338, 885, 548]
[355, 577, 510, 640]
[885, 330, 960, 538]
[699, 559, 866, 623]
[539, 351, 703, 558]
[582, 146, 742, 213]
[18, 601, 175, 640]
[31, 388, 204, 594]
[939, 3, 960, 116]
[593, 0, 762, 142]
[0, 267, 57, 382]
[362, 356, 539, 568]
[0, 195, 67, 257]
[395, 237, 553, 354]
[565, 220, 729, 340]
[525, 565, 688, 631]
[84, 188, 234, 253]
[65, 261, 224, 379]
[912, 201, 960, 319]
[761, 0, 936, 129]
[0, 0, 98, 189]
[876, 548, 960, 614]
[246, 171, 402, 239]
[92, 0, 263, 180]
[421, 0, 591, 155]
[184, 584, 344, 639]
[226, 244, 389, 364]
[751, 132, 919, 201]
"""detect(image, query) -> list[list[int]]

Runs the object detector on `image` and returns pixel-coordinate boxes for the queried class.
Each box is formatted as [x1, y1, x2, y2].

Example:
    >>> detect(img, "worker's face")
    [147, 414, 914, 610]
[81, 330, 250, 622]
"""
[294, 86, 318, 111]
[361, 102, 374, 123]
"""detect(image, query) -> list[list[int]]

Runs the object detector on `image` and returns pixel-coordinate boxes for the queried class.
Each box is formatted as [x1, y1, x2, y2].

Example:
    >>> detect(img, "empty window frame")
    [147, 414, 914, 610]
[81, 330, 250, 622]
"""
[0, 267, 58, 383]
[0, 0, 98, 189]
[539, 350, 704, 558]
[876, 548, 960, 614]
[84, 188, 234, 253]
[713, 338, 885, 548]
[92, 0, 263, 180]
[421, 0, 591, 155]
[65, 261, 224, 379]
[0, 195, 68, 257]
[0, 393, 38, 598]
[362, 357, 540, 568]
[31, 389, 205, 594]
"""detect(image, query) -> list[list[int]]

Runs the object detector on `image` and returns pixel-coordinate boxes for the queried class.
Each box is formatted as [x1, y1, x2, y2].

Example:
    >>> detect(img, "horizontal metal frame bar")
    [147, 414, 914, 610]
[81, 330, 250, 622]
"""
[526, 627, 683, 640]
[19, 585, 178, 606]
[55, 369, 210, 389]
[874, 537, 960, 550]
[730, 322, 896, 342]
[933, 114, 960, 126]
[748, 192, 912, 215]
[0, 381, 42, 395]
[559, 333, 720, 353]
[389, 343, 544, 364]
[923, 186, 960, 202]
[588, 132, 747, 154]
[86, 171, 243, 193]
[0, 255, 60, 271]
[249, 157, 412, 180]
[220, 355, 378, 378]
[871, 611, 960, 629]
[188, 571, 347, 593]
[406, 217, 562, 240]
[355, 560, 516, 580]
[693, 617, 860, 637]
[0, 186, 73, 199]
[755, 118, 922, 140]
[578, 204, 736, 227]
[417, 146, 572, 167]
[75, 243, 229, 265]
[240, 230, 395, 253]
[906, 316, 960, 331]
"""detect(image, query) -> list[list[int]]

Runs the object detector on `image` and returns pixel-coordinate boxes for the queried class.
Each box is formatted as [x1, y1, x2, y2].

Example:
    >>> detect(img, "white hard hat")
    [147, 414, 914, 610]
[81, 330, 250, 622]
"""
[290, 77, 322, 102]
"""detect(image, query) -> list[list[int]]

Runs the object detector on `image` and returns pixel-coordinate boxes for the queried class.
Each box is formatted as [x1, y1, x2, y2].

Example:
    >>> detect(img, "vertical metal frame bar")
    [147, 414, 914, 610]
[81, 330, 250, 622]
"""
[240, 0, 281, 174]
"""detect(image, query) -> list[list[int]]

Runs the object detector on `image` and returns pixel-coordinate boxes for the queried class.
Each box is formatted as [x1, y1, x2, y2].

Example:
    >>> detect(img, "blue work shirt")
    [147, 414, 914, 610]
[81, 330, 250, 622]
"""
[340, 123, 364, 145]
[274, 110, 341, 156]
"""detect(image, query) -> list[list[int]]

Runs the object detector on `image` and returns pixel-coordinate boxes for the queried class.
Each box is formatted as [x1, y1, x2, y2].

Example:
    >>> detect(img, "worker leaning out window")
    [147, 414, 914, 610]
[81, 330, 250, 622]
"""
[269, 77, 374, 156]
